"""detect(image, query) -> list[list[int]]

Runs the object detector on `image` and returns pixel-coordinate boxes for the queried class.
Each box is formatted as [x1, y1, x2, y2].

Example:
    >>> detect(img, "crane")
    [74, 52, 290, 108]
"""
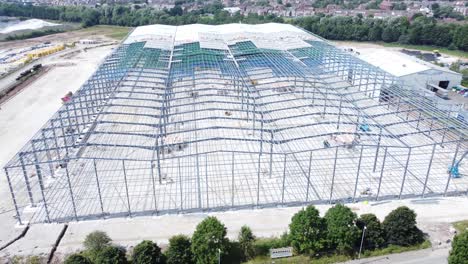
[449, 151, 468, 178]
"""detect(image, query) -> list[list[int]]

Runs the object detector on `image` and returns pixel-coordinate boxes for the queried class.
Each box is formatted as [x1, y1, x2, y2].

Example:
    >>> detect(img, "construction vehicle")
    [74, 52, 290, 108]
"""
[359, 123, 370, 132]
[61, 91, 73, 104]
[449, 151, 467, 178]
[15, 64, 42, 82]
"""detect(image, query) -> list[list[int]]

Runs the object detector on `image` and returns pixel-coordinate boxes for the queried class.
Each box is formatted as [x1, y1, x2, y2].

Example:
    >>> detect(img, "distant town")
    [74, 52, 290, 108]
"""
[4, 0, 468, 21]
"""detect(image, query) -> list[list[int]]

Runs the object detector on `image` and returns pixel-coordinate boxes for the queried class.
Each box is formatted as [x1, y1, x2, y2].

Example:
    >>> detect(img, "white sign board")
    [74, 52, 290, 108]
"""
[270, 247, 293, 259]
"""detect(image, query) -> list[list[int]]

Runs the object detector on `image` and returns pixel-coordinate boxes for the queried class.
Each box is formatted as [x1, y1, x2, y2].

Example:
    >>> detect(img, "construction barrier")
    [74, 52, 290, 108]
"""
[27, 44, 65, 59]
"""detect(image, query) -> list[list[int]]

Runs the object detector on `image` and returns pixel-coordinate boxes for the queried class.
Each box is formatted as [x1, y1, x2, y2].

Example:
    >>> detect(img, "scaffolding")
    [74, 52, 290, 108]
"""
[4, 24, 467, 224]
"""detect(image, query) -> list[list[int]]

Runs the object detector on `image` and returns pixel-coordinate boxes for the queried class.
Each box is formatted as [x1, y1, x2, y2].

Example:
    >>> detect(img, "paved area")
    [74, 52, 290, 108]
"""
[0, 44, 116, 255]
[0, 40, 466, 263]
[341, 247, 450, 264]
[2, 196, 467, 260]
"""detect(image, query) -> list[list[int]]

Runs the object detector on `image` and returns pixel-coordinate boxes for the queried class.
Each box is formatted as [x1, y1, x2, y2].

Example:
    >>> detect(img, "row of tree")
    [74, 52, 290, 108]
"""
[63, 205, 430, 264]
[293, 15, 468, 51]
[288, 204, 424, 256]
[0, 2, 467, 51]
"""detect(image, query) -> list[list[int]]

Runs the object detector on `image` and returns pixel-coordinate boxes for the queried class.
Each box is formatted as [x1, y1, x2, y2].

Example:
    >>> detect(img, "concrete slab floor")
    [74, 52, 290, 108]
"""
[0, 42, 467, 262]
[0, 45, 116, 253]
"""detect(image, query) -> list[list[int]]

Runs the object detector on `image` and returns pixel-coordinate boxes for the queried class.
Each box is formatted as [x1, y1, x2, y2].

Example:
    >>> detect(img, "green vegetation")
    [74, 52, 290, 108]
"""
[449, 231, 468, 264]
[431, 3, 465, 20]
[453, 220, 468, 233]
[83, 230, 112, 261]
[251, 235, 290, 256]
[77, 25, 131, 41]
[294, 15, 468, 51]
[0, 2, 467, 52]
[239, 225, 256, 261]
[324, 204, 361, 255]
[191, 216, 229, 264]
[62, 206, 431, 264]
[166, 235, 194, 264]
[378, 43, 468, 59]
[245, 240, 430, 263]
[64, 254, 93, 264]
[10, 256, 43, 264]
[449, 62, 468, 87]
[95, 246, 127, 264]
[356, 213, 385, 250]
[312, 0, 374, 10]
[131, 240, 164, 264]
[362, 240, 431, 257]
[3, 29, 64, 41]
[289, 205, 326, 255]
[382, 206, 424, 246]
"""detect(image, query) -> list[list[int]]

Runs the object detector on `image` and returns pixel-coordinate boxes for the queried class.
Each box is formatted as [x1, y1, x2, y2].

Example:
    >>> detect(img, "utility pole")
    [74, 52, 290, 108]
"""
[358, 225, 367, 259]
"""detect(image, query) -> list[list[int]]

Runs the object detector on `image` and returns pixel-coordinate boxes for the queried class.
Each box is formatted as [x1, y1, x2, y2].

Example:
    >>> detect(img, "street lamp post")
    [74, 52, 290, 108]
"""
[358, 225, 367, 259]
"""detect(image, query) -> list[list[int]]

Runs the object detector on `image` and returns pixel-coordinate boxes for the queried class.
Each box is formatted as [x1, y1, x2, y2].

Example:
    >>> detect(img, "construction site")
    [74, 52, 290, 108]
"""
[3, 23, 467, 225]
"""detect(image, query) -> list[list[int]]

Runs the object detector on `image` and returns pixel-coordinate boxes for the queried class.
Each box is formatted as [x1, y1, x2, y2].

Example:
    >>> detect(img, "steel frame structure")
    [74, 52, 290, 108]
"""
[3, 25, 467, 224]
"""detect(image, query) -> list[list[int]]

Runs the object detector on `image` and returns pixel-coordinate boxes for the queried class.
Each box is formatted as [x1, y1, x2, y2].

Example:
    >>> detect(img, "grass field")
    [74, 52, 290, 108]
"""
[76, 25, 132, 41]
[453, 220, 468, 233]
[244, 240, 431, 264]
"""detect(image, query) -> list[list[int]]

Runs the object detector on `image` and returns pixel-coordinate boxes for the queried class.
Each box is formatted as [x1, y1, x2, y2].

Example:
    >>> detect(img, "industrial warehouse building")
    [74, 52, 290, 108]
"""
[3, 23, 467, 224]
[357, 48, 462, 93]
[357, 48, 467, 121]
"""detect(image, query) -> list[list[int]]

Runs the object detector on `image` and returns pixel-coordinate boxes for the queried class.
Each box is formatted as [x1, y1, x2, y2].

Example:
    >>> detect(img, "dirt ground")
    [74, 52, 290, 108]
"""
[332, 40, 468, 63]
[0, 25, 131, 50]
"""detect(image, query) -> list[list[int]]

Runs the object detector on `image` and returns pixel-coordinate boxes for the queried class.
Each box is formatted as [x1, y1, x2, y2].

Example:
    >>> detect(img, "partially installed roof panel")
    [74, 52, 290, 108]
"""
[4, 23, 467, 224]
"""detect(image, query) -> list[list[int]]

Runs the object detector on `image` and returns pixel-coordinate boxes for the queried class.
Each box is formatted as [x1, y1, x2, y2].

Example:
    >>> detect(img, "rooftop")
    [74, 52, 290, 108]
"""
[124, 23, 322, 50]
[354, 48, 461, 77]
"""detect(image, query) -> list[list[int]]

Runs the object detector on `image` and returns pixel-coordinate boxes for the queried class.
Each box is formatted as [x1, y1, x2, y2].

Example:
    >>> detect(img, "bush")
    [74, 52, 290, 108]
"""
[448, 231, 468, 264]
[95, 246, 128, 264]
[356, 214, 386, 250]
[64, 253, 93, 264]
[191, 216, 229, 264]
[84, 231, 111, 252]
[225, 241, 243, 264]
[289, 205, 327, 255]
[382, 206, 424, 246]
[324, 204, 360, 255]
[253, 234, 290, 256]
[132, 240, 164, 264]
[166, 235, 194, 264]
[238, 225, 256, 261]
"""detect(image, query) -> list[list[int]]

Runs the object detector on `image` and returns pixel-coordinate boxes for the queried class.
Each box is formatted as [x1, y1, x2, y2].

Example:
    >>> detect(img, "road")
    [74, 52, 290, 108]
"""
[341, 247, 449, 264]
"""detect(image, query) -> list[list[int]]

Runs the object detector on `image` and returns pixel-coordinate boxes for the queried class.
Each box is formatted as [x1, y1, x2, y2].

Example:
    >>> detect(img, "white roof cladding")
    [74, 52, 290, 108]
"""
[125, 23, 322, 50]
[355, 48, 461, 77]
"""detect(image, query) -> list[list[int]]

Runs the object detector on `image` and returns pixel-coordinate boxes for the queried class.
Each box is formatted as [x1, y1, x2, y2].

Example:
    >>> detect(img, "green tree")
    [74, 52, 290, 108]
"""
[356, 214, 386, 250]
[448, 231, 468, 264]
[132, 240, 164, 264]
[166, 235, 194, 264]
[84, 230, 112, 261]
[84, 231, 111, 252]
[453, 24, 468, 51]
[191, 216, 228, 264]
[238, 225, 256, 261]
[289, 205, 327, 255]
[382, 206, 424, 246]
[64, 254, 93, 264]
[324, 204, 360, 255]
[95, 246, 128, 264]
